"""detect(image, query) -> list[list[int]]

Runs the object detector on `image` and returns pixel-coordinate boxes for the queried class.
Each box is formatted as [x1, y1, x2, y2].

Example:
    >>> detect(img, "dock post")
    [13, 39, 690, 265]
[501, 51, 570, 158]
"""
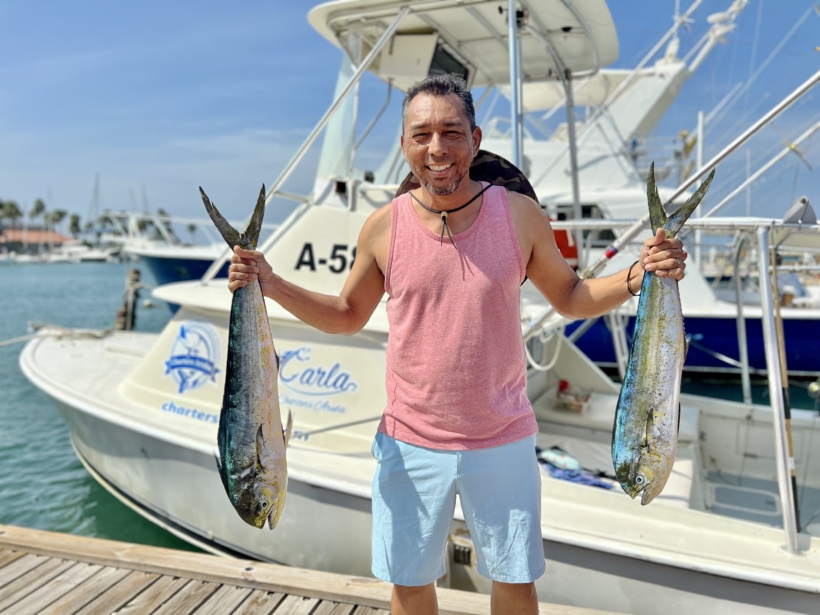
[756, 225, 800, 553]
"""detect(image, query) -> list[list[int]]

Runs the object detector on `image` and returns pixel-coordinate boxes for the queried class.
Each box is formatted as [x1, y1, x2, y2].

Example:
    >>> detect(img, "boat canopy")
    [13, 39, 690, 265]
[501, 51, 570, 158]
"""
[308, 0, 619, 91]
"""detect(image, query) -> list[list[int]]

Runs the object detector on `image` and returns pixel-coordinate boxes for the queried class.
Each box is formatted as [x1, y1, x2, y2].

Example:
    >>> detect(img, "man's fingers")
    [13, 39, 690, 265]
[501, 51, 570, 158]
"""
[233, 245, 262, 260]
[657, 261, 686, 279]
[229, 262, 259, 274]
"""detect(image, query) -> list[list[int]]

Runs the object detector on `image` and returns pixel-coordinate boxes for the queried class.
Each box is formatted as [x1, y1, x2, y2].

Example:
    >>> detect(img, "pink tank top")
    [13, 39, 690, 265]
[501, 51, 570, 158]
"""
[379, 183, 538, 450]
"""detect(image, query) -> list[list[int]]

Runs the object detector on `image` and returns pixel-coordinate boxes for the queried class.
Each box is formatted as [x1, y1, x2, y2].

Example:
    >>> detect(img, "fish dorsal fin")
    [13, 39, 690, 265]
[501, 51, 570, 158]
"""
[284, 411, 294, 447]
[664, 169, 716, 237]
[647, 163, 667, 235]
[199, 184, 267, 250]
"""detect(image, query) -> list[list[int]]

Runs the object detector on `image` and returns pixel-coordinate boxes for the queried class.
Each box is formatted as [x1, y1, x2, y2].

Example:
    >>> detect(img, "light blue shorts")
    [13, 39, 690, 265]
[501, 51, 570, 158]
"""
[371, 432, 545, 586]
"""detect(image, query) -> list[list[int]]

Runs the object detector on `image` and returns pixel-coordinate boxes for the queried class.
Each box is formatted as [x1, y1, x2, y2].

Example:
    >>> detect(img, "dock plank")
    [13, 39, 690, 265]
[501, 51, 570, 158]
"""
[71, 571, 160, 615]
[39, 565, 131, 615]
[0, 553, 49, 590]
[192, 584, 252, 615]
[149, 579, 220, 615]
[231, 590, 286, 615]
[0, 558, 76, 612]
[0, 550, 24, 570]
[111, 575, 189, 615]
[352, 608, 389, 615]
[0, 525, 623, 615]
[313, 602, 357, 615]
[272, 594, 321, 614]
[8, 561, 103, 615]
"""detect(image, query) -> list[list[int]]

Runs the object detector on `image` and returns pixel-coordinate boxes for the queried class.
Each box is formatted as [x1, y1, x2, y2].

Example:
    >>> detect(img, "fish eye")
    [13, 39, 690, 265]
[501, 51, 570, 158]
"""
[635, 476, 645, 484]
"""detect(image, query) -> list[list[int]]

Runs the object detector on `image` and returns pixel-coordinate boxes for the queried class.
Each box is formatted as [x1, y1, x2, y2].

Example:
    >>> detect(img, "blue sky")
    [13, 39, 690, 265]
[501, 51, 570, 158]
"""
[0, 1, 817, 230]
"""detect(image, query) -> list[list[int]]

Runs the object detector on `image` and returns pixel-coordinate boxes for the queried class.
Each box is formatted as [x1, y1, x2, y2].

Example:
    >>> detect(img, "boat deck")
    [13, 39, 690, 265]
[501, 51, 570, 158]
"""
[0, 524, 619, 615]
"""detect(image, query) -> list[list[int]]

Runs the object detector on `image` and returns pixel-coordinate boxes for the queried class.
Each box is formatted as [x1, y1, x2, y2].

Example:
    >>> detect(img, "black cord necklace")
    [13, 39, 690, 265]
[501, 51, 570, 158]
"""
[410, 183, 492, 250]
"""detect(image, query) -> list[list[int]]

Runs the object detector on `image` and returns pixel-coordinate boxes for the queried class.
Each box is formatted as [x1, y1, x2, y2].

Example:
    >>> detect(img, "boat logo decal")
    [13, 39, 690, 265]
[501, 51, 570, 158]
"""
[164, 321, 221, 394]
[279, 346, 358, 397]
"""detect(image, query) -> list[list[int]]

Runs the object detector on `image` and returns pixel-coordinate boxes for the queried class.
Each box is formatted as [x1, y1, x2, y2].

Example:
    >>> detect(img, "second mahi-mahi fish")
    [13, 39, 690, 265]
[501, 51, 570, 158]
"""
[201, 185, 291, 529]
[612, 163, 714, 505]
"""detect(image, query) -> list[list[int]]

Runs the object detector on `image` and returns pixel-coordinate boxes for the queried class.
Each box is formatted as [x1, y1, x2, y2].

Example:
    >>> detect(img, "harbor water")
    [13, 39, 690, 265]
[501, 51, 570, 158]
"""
[0, 261, 196, 551]
[1, 262, 818, 549]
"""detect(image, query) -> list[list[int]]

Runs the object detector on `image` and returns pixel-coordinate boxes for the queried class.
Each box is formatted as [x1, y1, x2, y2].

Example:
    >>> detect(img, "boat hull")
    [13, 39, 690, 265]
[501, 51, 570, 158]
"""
[567, 313, 820, 376]
[47, 395, 820, 615]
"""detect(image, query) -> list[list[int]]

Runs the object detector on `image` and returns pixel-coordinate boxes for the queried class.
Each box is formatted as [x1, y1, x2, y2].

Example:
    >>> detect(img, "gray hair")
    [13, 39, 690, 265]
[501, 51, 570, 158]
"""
[401, 74, 476, 133]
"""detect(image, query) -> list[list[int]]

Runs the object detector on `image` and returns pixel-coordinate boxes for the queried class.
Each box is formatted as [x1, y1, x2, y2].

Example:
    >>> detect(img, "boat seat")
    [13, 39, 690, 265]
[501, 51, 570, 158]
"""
[532, 387, 701, 443]
[536, 431, 697, 509]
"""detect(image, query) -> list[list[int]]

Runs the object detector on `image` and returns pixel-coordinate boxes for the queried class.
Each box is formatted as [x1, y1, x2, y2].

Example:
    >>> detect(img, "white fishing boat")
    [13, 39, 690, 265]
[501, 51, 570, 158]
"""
[20, 1, 820, 613]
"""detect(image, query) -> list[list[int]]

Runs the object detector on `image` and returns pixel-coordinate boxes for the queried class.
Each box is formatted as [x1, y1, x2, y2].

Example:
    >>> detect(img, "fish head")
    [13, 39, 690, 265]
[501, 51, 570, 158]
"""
[616, 449, 672, 505]
[615, 457, 655, 500]
[258, 474, 288, 529]
[227, 465, 285, 529]
[615, 448, 672, 506]
[637, 450, 673, 505]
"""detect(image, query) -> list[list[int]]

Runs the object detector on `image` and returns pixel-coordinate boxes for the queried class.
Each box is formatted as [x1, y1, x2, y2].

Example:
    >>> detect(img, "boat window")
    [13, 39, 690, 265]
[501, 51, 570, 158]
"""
[428, 43, 470, 84]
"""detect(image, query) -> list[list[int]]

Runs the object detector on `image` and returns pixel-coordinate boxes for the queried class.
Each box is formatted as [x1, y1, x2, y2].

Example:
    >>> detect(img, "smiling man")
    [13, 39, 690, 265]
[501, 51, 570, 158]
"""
[228, 74, 688, 615]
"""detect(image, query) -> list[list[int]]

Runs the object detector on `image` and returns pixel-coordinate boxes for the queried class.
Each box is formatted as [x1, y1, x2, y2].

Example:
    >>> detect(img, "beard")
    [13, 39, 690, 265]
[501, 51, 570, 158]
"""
[410, 144, 474, 198]
[420, 172, 465, 196]
[411, 159, 471, 197]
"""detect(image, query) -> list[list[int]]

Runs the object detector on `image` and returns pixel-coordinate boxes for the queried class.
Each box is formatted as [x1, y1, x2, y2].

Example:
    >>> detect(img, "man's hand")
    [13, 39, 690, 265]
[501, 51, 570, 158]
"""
[640, 228, 688, 281]
[228, 246, 276, 294]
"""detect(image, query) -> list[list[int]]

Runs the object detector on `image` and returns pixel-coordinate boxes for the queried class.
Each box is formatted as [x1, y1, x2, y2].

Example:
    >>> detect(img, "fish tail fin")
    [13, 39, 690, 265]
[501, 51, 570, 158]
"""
[199, 184, 267, 250]
[284, 411, 294, 447]
[664, 169, 716, 237]
[647, 163, 667, 235]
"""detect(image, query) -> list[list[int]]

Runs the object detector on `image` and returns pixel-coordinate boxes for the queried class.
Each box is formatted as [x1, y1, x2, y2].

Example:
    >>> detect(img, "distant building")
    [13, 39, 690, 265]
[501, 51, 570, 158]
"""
[0, 228, 74, 253]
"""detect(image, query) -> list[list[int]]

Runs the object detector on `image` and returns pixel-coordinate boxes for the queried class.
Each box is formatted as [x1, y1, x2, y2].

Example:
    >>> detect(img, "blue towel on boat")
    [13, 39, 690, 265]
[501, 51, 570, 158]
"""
[535, 447, 613, 490]
[543, 465, 613, 489]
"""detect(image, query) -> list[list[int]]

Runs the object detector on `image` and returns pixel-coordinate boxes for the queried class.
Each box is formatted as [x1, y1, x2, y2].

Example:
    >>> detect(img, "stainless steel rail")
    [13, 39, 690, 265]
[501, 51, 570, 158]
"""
[757, 226, 801, 554]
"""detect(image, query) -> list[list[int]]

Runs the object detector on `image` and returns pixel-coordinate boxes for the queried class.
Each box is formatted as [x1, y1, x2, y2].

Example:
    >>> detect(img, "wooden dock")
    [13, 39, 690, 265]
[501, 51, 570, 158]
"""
[0, 524, 620, 615]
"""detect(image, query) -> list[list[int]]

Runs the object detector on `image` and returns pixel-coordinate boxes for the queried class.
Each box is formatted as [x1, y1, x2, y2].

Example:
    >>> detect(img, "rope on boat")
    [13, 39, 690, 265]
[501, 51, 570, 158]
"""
[524, 323, 565, 372]
[0, 333, 37, 348]
[0, 324, 111, 348]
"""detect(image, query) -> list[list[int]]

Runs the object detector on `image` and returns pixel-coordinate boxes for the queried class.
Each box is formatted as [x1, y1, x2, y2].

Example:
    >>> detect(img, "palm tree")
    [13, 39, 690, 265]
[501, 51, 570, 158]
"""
[49, 209, 67, 234]
[2, 201, 23, 228]
[30, 199, 46, 226]
[69, 213, 82, 238]
[187, 223, 197, 244]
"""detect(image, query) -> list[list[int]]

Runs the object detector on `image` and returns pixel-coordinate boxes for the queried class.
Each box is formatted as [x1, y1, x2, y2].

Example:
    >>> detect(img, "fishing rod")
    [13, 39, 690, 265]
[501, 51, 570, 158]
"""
[523, 68, 820, 343]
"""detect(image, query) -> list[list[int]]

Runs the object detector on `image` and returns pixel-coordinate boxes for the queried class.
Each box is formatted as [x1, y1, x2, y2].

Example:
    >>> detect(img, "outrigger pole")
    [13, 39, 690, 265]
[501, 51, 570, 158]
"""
[523, 68, 820, 342]
[201, 7, 410, 284]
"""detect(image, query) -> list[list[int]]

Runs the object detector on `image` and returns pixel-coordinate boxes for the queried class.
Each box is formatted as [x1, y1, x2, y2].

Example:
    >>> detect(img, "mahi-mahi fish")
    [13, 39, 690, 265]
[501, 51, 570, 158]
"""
[200, 185, 291, 529]
[612, 164, 714, 505]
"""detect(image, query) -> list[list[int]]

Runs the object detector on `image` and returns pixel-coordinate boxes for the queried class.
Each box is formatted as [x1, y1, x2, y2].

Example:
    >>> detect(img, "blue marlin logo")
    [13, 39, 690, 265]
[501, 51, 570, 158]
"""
[164, 322, 220, 394]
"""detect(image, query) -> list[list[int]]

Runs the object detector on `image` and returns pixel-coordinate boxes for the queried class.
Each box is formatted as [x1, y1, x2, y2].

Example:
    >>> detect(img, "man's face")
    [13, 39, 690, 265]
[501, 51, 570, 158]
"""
[401, 93, 481, 197]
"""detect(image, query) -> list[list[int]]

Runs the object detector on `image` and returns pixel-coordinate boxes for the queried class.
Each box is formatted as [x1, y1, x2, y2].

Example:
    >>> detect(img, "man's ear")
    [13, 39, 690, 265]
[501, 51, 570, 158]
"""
[472, 126, 482, 155]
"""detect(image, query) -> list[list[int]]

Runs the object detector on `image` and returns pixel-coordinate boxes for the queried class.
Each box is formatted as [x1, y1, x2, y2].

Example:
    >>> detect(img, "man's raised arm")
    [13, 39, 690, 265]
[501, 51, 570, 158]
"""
[507, 192, 688, 321]
[228, 205, 391, 336]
